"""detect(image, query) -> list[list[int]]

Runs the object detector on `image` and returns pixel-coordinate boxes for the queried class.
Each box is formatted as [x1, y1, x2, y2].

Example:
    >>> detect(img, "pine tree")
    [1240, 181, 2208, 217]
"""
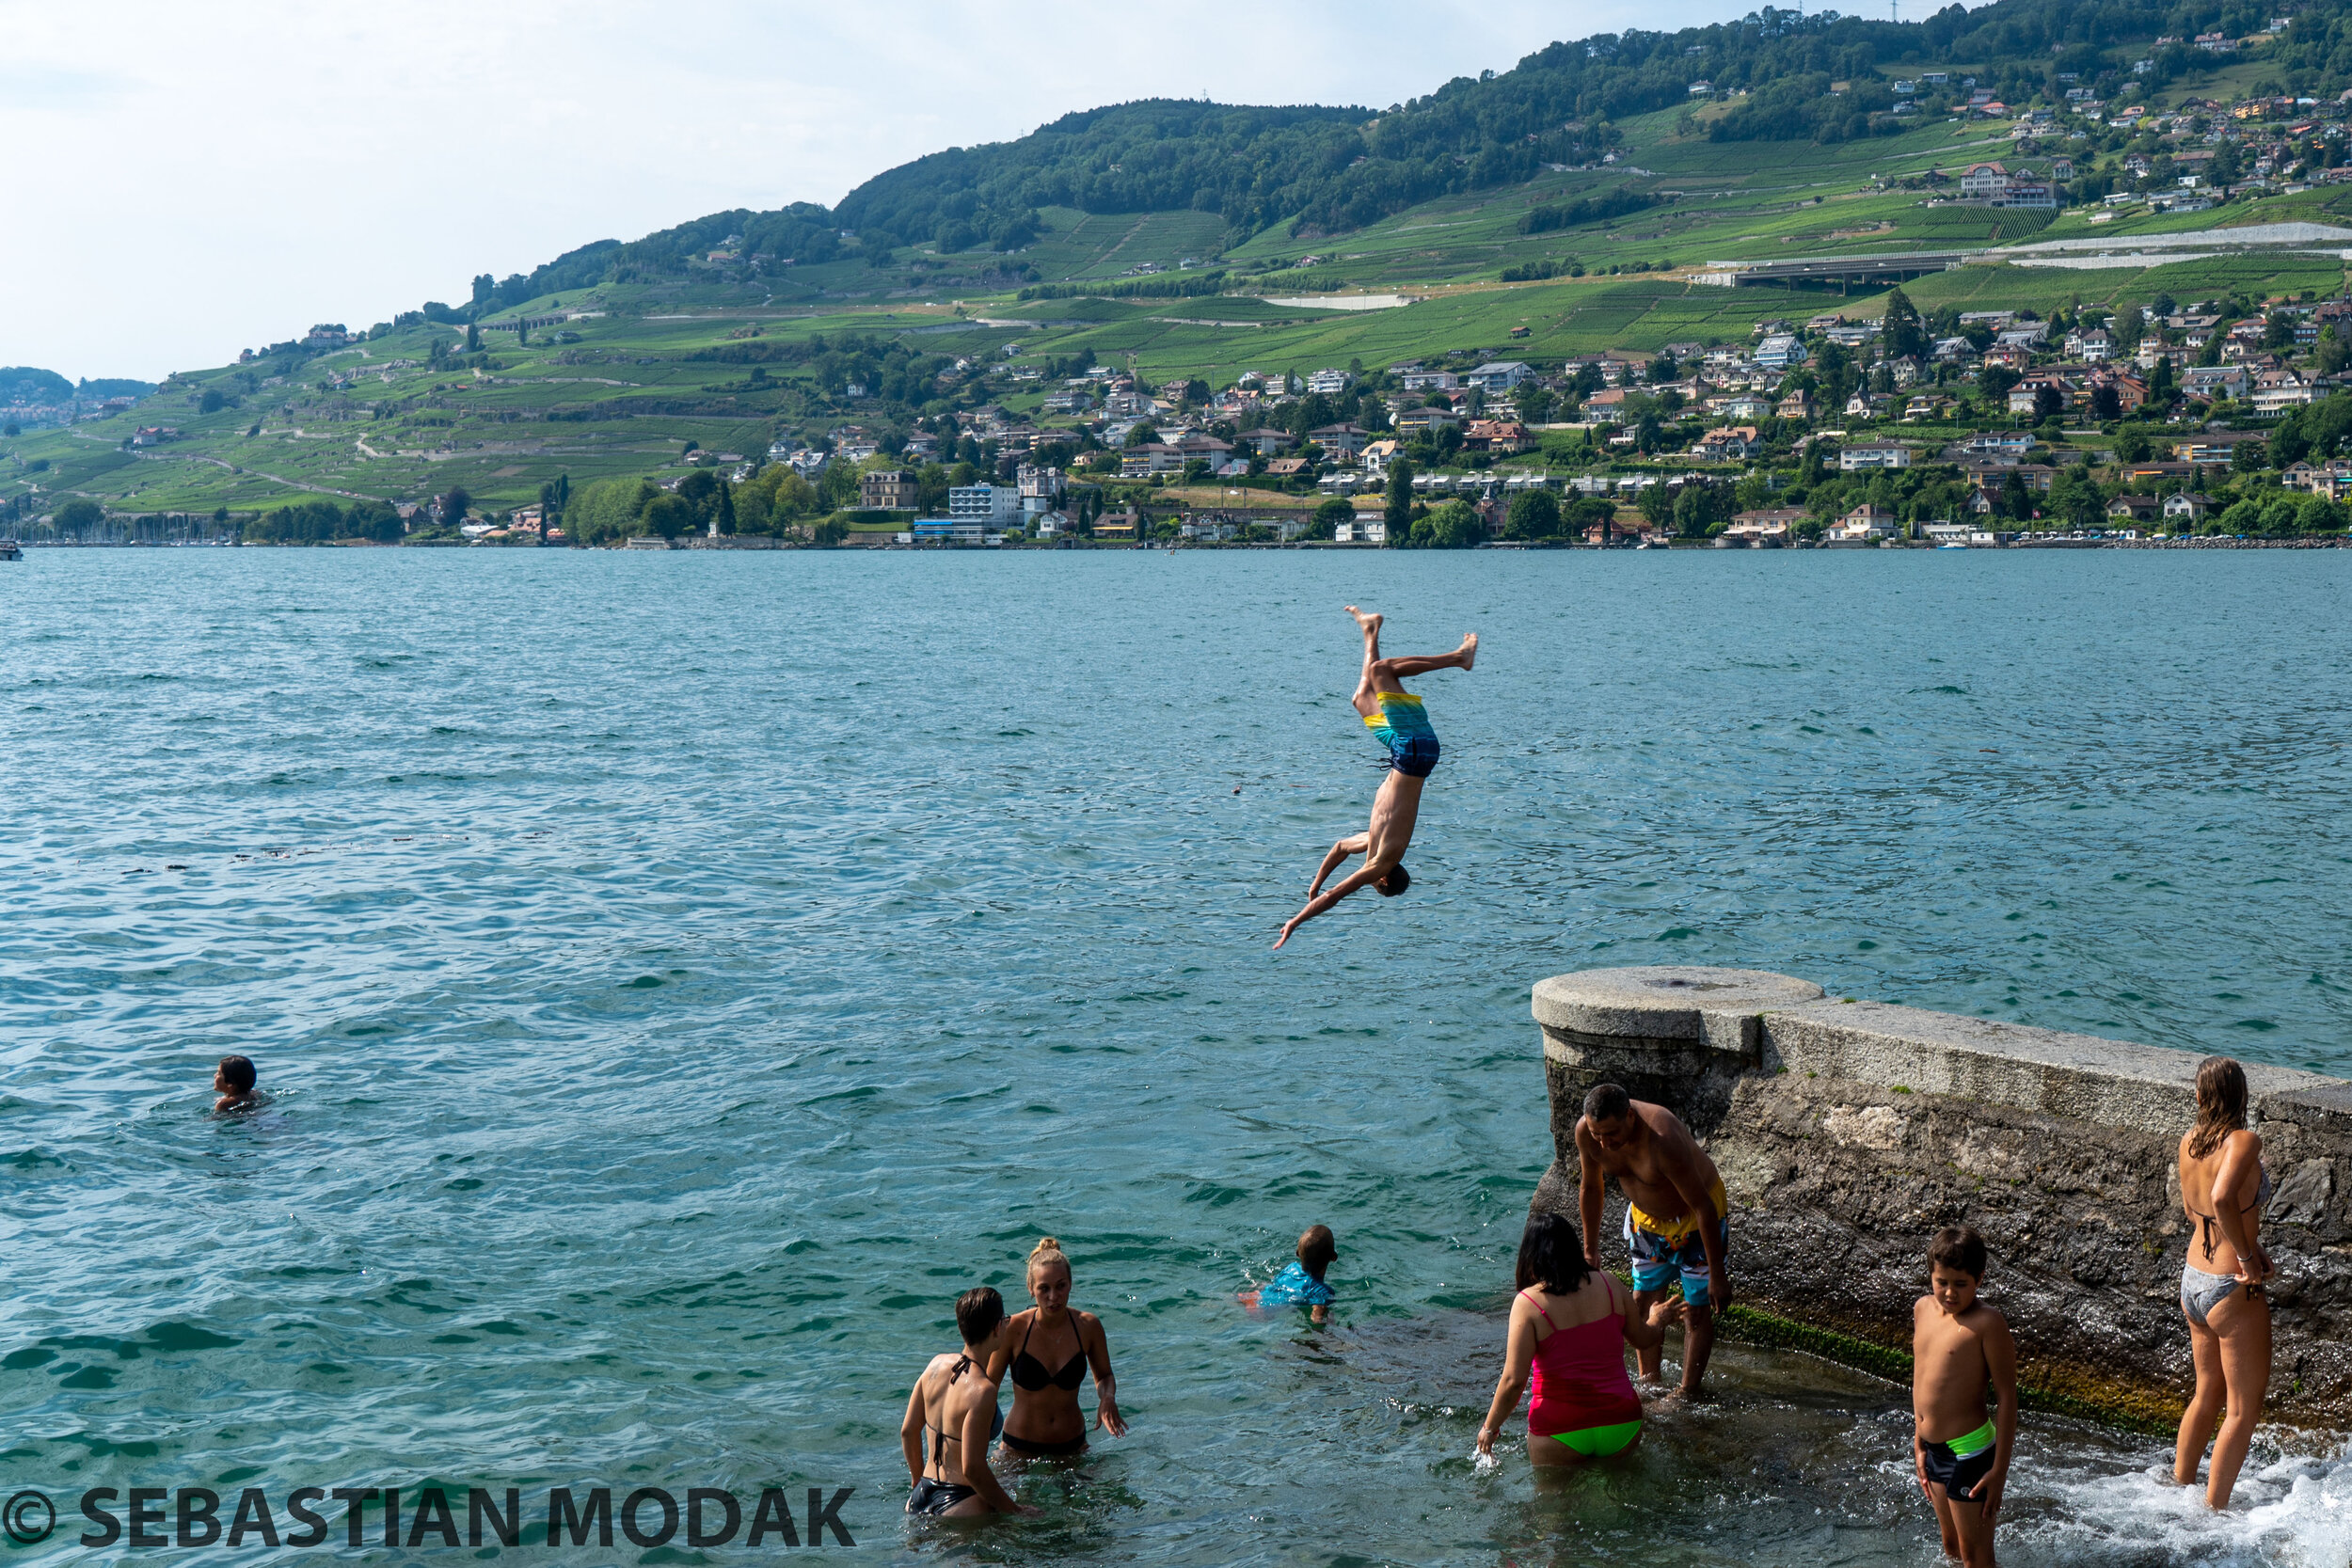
[1384, 454, 1415, 536]
[1882, 286, 1926, 361]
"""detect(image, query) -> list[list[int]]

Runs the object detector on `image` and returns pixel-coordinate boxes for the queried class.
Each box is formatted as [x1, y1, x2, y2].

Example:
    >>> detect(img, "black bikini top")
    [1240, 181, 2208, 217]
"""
[926, 1354, 1006, 1467]
[1009, 1316, 1088, 1392]
[2189, 1160, 2274, 1256]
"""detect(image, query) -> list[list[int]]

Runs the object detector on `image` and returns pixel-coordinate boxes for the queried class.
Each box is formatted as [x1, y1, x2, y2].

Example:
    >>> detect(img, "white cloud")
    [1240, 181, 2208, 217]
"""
[0, 0, 1743, 379]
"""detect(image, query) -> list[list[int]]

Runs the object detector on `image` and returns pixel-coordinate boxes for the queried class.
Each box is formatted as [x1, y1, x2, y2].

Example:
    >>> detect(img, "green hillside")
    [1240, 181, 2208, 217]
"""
[12, 0, 2352, 532]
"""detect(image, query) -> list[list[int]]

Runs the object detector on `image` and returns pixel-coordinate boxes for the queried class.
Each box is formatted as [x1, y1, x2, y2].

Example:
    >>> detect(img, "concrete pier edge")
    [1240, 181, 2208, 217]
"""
[1532, 965, 2352, 1433]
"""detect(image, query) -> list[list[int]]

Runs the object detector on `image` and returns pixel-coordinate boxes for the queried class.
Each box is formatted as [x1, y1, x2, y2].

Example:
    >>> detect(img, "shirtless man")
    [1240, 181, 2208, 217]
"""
[1912, 1226, 2017, 1567]
[1273, 607, 1475, 949]
[1576, 1083, 1731, 1397]
[898, 1288, 1035, 1518]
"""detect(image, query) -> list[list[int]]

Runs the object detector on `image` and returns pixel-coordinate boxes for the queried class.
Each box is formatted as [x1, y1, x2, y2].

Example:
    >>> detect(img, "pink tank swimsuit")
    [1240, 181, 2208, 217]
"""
[1521, 1286, 1642, 1437]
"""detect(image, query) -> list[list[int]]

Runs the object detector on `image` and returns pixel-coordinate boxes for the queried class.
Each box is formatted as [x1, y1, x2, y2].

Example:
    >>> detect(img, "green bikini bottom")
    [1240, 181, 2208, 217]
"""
[1549, 1418, 1642, 1457]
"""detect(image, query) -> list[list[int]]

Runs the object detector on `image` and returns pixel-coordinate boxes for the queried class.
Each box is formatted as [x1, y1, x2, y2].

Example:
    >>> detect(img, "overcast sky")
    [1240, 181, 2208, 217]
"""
[7, 0, 1765, 381]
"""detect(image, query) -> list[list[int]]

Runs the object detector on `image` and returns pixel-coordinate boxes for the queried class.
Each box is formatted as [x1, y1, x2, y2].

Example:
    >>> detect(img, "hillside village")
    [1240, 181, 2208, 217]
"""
[19, 277, 2349, 550]
[749, 269, 2352, 548]
[13, 17, 2352, 548]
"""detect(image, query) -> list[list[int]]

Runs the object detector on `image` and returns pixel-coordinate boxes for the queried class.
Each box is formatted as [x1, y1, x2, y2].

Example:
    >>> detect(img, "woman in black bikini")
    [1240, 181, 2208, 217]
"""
[2174, 1056, 2274, 1510]
[988, 1238, 1127, 1457]
[899, 1288, 1032, 1517]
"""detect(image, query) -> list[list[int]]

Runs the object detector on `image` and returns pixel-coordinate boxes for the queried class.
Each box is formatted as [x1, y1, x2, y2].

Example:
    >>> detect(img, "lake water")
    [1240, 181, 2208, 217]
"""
[4, 547, 2349, 1566]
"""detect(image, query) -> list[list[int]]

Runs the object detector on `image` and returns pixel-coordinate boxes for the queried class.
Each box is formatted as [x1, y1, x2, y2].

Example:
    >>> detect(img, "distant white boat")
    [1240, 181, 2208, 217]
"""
[1936, 542, 1969, 549]
[0, 540, 21, 561]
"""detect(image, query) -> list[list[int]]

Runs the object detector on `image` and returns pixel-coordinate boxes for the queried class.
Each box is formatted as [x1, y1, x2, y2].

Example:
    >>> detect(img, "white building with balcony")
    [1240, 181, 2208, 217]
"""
[948, 483, 1022, 525]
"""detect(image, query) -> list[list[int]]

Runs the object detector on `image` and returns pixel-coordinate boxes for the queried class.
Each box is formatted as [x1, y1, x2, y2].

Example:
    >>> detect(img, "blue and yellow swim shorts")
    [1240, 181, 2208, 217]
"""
[1364, 692, 1441, 778]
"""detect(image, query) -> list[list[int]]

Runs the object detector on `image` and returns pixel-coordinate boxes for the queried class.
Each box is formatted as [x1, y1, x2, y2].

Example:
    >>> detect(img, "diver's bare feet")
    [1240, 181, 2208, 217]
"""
[1346, 604, 1382, 636]
[1458, 633, 1478, 670]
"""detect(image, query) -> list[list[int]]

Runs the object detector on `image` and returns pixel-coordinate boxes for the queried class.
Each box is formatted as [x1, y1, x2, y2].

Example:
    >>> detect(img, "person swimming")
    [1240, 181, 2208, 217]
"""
[1239, 1225, 1339, 1324]
[986, 1238, 1126, 1457]
[899, 1287, 1033, 1518]
[214, 1054, 262, 1114]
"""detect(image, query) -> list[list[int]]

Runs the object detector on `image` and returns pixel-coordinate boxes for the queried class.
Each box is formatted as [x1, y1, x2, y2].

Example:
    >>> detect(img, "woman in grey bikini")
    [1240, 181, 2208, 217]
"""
[2173, 1056, 2273, 1510]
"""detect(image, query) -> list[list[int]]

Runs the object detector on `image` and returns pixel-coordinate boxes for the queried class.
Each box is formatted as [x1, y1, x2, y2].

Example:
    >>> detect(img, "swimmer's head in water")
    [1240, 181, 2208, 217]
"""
[1375, 864, 1409, 897]
[957, 1286, 1006, 1349]
[216, 1054, 257, 1095]
[1296, 1225, 1337, 1280]
[1581, 1083, 1633, 1148]
[1515, 1212, 1594, 1296]
[1027, 1237, 1073, 1309]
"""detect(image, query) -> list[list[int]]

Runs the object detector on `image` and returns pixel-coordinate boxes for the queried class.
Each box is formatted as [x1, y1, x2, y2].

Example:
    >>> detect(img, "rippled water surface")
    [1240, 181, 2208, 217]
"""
[5, 548, 2350, 1566]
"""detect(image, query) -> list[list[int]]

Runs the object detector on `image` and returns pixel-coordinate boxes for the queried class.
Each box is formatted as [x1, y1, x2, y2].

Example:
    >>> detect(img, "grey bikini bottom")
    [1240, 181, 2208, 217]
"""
[2182, 1263, 2246, 1327]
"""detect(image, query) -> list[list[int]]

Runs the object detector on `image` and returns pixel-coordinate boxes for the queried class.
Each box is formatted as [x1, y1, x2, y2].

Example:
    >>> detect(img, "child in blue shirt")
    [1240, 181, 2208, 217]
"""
[1240, 1226, 1338, 1323]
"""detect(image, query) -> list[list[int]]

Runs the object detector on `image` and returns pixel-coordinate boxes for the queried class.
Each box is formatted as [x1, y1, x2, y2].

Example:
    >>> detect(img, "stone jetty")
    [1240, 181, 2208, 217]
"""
[1532, 965, 2352, 1430]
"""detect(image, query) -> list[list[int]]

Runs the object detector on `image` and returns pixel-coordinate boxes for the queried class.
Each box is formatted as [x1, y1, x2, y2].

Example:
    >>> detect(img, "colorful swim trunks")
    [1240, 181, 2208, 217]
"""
[1364, 691, 1440, 778]
[1623, 1177, 1729, 1306]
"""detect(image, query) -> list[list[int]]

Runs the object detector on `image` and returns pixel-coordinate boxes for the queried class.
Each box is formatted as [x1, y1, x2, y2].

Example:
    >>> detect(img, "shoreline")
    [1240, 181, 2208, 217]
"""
[13, 535, 2351, 552]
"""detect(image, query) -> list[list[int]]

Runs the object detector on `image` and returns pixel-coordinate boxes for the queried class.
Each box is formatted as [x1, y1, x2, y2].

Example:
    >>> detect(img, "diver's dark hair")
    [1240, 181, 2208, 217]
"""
[1582, 1083, 1631, 1124]
[956, 1287, 1006, 1346]
[1514, 1212, 1594, 1296]
[1375, 863, 1410, 897]
[1929, 1225, 1988, 1280]
[218, 1054, 257, 1093]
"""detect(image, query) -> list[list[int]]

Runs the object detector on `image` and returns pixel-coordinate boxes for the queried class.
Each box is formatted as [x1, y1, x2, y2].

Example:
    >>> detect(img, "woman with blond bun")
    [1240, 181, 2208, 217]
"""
[986, 1238, 1126, 1457]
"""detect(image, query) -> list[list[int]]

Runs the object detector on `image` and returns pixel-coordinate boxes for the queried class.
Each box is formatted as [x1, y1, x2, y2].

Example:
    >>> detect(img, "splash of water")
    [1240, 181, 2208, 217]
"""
[2020, 1437, 2352, 1566]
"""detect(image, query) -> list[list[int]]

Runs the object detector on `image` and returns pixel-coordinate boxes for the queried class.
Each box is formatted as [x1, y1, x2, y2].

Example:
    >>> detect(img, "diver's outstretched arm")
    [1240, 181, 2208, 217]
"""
[1274, 863, 1388, 948]
[1309, 834, 1369, 896]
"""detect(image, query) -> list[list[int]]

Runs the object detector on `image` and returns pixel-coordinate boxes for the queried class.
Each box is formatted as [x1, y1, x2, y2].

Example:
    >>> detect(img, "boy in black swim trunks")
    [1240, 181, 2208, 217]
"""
[1274, 607, 1476, 949]
[1912, 1226, 2017, 1568]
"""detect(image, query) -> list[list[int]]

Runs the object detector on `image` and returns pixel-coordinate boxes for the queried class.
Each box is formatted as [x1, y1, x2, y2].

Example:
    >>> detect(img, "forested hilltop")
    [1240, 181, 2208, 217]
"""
[439, 0, 2352, 317]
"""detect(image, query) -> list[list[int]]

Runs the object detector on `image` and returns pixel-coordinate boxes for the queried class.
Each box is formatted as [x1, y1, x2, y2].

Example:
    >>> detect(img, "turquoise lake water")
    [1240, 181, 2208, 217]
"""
[4, 548, 2349, 1566]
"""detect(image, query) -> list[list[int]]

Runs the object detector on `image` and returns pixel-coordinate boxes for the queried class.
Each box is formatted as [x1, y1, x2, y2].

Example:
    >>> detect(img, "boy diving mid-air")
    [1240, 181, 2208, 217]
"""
[1274, 608, 1476, 949]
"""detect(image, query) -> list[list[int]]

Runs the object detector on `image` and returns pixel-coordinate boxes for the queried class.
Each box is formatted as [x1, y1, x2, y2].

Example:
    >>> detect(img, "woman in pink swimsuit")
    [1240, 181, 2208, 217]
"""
[1477, 1212, 1683, 1465]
